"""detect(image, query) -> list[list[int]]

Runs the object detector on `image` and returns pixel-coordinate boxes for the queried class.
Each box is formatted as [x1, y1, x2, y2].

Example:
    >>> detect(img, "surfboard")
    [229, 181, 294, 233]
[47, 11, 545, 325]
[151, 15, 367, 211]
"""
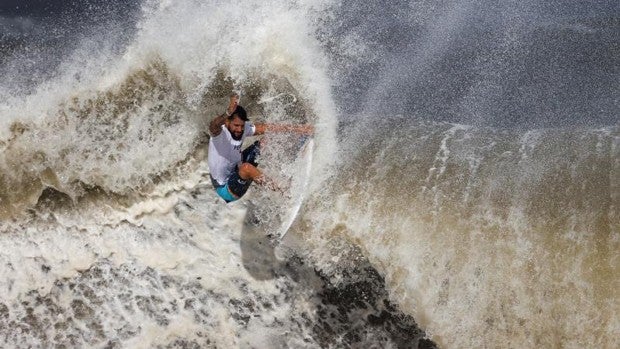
[277, 137, 313, 238]
[243, 135, 314, 243]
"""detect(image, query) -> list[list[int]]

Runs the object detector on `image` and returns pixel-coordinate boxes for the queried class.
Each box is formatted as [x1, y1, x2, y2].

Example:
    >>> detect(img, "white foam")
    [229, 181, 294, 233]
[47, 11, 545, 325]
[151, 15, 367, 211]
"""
[306, 121, 619, 348]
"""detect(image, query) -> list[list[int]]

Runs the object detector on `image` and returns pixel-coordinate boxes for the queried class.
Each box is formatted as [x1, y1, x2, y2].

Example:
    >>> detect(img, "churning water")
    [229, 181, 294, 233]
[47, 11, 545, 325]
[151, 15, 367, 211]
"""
[0, 0, 617, 348]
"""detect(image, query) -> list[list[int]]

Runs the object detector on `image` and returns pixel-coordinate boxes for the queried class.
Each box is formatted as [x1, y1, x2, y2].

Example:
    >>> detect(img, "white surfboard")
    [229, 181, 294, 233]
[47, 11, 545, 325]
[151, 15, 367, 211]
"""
[277, 138, 313, 239]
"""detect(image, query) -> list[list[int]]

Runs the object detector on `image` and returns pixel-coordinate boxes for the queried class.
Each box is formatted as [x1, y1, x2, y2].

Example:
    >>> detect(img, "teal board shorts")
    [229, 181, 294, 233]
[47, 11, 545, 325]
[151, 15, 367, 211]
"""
[211, 167, 253, 203]
[215, 183, 238, 202]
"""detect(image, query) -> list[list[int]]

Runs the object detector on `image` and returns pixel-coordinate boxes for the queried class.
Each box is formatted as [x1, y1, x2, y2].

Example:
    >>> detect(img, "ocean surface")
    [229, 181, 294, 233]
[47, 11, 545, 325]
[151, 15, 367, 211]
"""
[0, 0, 618, 348]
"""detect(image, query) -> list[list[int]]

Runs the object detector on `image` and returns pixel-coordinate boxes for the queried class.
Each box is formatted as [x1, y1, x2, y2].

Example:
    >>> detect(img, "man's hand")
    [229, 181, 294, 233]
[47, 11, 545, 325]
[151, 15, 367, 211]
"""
[226, 93, 239, 116]
[209, 92, 240, 136]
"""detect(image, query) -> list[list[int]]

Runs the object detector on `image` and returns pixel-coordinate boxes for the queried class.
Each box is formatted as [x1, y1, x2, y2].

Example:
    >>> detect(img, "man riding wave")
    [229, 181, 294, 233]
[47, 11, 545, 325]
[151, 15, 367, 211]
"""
[208, 93, 313, 203]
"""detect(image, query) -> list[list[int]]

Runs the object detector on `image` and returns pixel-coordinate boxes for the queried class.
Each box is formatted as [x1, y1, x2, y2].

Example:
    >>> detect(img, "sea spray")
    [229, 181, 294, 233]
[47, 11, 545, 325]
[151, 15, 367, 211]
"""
[301, 118, 618, 348]
[1, 0, 617, 347]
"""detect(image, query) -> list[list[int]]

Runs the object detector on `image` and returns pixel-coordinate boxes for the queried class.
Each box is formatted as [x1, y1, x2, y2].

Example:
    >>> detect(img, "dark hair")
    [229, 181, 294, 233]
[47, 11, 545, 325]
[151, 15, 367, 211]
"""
[228, 105, 248, 121]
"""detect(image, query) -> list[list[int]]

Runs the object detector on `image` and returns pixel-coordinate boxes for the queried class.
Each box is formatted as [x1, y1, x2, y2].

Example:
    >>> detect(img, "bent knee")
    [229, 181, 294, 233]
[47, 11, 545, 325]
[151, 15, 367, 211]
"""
[238, 162, 255, 172]
[238, 162, 260, 179]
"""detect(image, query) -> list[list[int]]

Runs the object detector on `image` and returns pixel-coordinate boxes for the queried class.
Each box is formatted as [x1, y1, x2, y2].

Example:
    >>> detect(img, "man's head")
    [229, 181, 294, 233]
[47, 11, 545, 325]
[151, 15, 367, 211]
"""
[225, 105, 248, 140]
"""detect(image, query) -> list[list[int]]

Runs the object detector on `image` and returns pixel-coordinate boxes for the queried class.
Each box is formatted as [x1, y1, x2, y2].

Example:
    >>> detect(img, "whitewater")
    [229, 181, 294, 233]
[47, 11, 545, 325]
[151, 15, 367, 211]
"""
[0, 0, 618, 348]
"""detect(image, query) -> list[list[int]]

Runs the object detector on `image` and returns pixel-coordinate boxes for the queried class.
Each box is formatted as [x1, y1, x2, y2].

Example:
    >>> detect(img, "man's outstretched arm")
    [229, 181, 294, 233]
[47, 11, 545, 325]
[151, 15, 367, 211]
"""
[254, 123, 314, 136]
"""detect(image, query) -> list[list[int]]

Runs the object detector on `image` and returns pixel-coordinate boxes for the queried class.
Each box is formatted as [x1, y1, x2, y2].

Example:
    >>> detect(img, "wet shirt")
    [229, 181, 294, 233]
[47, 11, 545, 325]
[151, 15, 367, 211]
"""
[208, 123, 256, 186]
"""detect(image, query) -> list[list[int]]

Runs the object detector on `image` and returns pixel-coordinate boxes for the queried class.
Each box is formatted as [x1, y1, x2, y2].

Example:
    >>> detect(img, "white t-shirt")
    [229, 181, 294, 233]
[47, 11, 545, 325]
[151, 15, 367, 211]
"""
[208, 122, 256, 186]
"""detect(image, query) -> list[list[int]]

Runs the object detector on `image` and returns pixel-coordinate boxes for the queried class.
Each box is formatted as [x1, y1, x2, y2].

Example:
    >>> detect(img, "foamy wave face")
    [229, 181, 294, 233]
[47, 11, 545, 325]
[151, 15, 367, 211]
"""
[308, 119, 619, 348]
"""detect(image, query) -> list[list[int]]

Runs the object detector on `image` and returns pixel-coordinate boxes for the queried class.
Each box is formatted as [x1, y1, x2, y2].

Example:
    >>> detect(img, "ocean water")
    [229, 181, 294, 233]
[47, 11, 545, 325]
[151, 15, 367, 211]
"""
[0, 0, 618, 348]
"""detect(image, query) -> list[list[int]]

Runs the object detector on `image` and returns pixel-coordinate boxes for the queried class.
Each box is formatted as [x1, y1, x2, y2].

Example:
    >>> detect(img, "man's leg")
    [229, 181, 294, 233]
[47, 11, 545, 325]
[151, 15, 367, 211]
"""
[228, 141, 279, 198]
[225, 163, 262, 200]
[238, 163, 264, 183]
[233, 162, 282, 195]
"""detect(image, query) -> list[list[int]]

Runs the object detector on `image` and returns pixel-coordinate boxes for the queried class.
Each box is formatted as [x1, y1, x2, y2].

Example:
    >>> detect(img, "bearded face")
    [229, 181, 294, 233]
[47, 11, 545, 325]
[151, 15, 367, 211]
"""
[226, 116, 245, 140]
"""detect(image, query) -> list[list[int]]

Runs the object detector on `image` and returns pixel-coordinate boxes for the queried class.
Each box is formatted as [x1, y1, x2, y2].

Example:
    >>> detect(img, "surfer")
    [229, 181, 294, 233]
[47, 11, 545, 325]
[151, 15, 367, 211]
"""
[208, 93, 313, 203]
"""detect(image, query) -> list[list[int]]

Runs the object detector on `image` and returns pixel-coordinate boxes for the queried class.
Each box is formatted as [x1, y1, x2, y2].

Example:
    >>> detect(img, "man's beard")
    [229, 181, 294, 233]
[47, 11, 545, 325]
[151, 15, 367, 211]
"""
[228, 127, 243, 141]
